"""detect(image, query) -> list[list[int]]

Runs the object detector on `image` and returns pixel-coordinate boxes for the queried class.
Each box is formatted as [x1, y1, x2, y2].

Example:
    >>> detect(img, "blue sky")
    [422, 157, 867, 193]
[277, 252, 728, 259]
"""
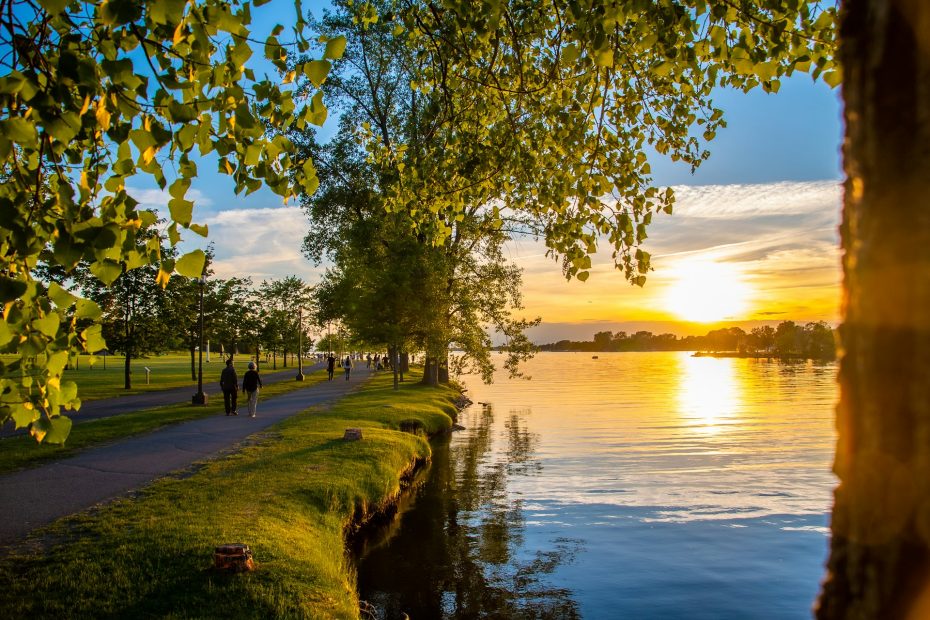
[126, 3, 845, 340]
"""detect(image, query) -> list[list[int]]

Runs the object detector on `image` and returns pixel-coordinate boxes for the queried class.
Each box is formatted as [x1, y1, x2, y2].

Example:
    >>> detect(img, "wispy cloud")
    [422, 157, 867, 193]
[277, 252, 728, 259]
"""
[186, 206, 323, 283]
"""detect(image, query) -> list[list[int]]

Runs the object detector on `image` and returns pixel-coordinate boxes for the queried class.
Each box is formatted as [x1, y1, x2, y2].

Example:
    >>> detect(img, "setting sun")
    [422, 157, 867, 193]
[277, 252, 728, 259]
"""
[664, 260, 752, 323]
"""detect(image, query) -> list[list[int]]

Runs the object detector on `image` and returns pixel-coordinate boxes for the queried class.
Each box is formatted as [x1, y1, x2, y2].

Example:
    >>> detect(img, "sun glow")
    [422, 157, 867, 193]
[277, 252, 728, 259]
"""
[664, 260, 752, 323]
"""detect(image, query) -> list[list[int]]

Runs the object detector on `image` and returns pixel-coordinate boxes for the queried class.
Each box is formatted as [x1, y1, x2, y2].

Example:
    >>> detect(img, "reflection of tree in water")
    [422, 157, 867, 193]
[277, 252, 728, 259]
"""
[356, 403, 580, 619]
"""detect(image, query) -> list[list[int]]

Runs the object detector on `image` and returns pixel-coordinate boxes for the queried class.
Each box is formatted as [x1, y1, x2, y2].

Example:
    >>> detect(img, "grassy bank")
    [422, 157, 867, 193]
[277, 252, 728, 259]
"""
[0, 370, 328, 475]
[0, 369, 458, 619]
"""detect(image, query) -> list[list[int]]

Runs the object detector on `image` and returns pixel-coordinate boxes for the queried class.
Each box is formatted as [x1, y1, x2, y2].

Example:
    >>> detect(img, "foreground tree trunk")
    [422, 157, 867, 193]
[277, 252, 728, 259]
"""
[817, 1, 930, 617]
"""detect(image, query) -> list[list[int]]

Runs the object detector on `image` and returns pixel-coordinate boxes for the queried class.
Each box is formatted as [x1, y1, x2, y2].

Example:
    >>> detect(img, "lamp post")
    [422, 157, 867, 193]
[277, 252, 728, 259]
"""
[296, 306, 305, 381]
[192, 275, 208, 405]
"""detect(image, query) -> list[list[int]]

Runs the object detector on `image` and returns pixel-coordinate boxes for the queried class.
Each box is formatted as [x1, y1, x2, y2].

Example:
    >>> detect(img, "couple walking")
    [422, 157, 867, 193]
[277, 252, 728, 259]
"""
[219, 359, 263, 417]
[326, 354, 353, 381]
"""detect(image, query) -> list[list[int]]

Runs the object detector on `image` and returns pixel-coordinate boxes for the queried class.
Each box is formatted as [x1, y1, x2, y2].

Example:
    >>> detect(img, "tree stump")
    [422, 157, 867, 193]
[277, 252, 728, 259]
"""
[343, 428, 363, 441]
[214, 543, 255, 572]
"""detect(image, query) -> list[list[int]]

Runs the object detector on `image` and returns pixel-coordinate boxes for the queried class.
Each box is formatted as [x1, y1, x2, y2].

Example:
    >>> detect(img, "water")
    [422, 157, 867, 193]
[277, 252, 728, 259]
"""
[356, 352, 838, 619]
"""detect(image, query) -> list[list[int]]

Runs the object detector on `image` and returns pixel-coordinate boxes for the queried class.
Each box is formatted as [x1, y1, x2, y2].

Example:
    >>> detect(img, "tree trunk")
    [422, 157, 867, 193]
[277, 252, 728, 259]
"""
[273, 349, 277, 369]
[438, 353, 449, 384]
[124, 350, 132, 390]
[283, 349, 288, 368]
[421, 356, 439, 386]
[817, 2, 930, 618]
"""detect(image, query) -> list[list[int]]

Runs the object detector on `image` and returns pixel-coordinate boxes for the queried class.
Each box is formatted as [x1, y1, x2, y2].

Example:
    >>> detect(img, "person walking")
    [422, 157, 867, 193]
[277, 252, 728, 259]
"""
[242, 361, 263, 418]
[326, 353, 336, 381]
[220, 358, 238, 416]
[343, 355, 353, 381]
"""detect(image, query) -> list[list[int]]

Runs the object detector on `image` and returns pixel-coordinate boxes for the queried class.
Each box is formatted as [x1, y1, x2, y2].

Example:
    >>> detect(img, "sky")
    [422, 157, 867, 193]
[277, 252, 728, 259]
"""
[129, 3, 845, 344]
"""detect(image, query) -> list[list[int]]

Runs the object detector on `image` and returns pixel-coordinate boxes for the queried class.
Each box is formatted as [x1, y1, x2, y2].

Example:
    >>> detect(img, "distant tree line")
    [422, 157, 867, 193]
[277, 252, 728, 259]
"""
[538, 321, 836, 360]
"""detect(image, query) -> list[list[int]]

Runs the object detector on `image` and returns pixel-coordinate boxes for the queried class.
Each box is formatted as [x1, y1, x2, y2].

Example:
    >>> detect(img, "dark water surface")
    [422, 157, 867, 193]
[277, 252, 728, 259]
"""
[356, 352, 837, 619]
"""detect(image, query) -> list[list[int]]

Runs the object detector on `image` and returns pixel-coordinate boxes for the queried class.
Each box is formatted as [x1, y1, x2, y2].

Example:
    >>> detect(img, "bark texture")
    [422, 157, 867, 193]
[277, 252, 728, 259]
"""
[817, 1, 930, 617]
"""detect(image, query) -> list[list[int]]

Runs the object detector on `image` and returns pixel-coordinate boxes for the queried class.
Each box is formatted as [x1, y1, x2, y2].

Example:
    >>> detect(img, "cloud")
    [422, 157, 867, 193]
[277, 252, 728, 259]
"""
[126, 186, 214, 215]
[189, 206, 324, 283]
[669, 180, 841, 218]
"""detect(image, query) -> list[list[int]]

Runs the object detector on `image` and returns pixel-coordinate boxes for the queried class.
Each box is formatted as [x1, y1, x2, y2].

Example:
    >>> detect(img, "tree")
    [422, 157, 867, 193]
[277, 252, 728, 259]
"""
[815, 2, 930, 617]
[80, 231, 175, 389]
[257, 276, 314, 367]
[334, 0, 836, 284]
[0, 0, 338, 442]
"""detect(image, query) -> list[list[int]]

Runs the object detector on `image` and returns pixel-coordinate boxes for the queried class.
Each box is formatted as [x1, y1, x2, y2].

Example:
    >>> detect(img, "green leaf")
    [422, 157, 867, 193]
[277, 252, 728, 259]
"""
[44, 416, 72, 445]
[32, 313, 61, 337]
[39, 0, 69, 15]
[168, 198, 194, 226]
[174, 249, 206, 278]
[1, 118, 37, 144]
[304, 60, 331, 87]
[0, 275, 28, 302]
[577, 270, 590, 282]
[81, 324, 106, 352]
[324, 36, 347, 60]
[74, 298, 102, 320]
[189, 223, 208, 237]
[308, 91, 328, 126]
[11, 404, 37, 429]
[47, 350, 70, 376]
[89, 260, 123, 285]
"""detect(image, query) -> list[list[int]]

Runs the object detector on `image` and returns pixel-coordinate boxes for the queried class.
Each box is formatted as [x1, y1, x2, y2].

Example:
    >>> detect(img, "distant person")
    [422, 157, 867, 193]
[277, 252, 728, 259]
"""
[326, 353, 336, 381]
[366, 353, 372, 369]
[242, 362, 263, 418]
[220, 358, 238, 416]
[343, 355, 353, 381]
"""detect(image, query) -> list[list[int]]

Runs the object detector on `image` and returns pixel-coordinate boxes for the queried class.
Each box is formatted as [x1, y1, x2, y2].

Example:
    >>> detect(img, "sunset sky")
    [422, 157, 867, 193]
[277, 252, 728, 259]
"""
[130, 3, 845, 343]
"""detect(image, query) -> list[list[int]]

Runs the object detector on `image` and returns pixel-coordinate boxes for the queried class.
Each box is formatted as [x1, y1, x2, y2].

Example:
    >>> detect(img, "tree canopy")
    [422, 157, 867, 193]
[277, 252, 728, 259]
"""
[0, 0, 339, 441]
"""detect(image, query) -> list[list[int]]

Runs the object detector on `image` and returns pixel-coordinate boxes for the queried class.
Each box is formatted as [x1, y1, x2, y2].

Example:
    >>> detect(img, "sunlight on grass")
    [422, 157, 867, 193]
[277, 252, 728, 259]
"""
[0, 370, 459, 619]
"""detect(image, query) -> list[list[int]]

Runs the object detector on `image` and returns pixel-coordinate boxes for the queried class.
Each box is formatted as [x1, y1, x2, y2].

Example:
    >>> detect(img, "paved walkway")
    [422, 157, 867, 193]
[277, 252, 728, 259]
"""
[0, 367, 370, 547]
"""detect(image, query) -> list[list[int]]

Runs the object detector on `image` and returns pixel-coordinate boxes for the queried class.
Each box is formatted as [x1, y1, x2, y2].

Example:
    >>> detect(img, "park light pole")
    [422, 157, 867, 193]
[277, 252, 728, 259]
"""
[192, 274, 208, 405]
[296, 306, 305, 381]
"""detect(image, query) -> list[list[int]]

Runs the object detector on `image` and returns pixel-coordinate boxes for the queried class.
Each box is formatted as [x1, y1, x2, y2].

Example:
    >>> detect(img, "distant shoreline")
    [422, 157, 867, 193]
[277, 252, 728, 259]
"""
[691, 351, 835, 361]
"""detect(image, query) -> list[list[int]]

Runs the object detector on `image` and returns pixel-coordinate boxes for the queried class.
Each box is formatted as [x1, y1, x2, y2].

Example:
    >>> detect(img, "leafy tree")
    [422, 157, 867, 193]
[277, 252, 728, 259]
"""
[332, 0, 836, 284]
[0, 0, 340, 441]
[79, 230, 176, 389]
[257, 276, 314, 367]
[747, 325, 776, 352]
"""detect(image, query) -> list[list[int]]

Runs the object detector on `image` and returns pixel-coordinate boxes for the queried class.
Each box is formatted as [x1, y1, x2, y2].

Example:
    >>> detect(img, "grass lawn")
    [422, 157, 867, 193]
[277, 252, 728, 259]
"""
[0, 369, 458, 619]
[47, 352, 306, 401]
[0, 369, 329, 475]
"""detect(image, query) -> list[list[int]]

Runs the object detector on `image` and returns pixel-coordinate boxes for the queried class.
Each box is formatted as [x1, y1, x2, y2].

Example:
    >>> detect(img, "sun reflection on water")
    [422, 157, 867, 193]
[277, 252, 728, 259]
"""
[677, 356, 740, 433]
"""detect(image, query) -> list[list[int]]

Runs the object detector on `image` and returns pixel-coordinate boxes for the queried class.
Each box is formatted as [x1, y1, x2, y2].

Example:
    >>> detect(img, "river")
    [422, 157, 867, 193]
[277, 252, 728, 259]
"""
[356, 351, 838, 619]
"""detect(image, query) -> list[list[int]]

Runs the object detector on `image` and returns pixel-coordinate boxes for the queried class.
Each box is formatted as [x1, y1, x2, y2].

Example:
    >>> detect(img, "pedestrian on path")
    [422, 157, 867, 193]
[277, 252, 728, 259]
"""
[327, 353, 336, 381]
[242, 362, 263, 418]
[220, 358, 238, 415]
[343, 355, 353, 381]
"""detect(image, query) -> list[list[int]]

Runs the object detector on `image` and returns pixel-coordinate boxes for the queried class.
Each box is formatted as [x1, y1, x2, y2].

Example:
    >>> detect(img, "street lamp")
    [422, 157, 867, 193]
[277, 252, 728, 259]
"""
[296, 306, 305, 381]
[192, 275, 208, 405]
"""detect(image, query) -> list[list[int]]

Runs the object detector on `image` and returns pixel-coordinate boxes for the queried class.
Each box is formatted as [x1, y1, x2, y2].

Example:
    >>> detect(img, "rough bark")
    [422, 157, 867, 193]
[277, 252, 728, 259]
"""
[817, 1, 930, 617]
[422, 356, 439, 386]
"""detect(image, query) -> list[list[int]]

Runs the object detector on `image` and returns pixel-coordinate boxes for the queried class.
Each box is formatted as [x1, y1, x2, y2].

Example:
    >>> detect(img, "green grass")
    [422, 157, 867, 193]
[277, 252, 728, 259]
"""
[0, 369, 458, 619]
[44, 353, 306, 401]
[0, 370, 329, 475]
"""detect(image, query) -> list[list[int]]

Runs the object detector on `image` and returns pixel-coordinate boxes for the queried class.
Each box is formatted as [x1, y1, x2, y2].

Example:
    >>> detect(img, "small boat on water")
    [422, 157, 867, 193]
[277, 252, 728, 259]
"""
[592, 355, 599, 359]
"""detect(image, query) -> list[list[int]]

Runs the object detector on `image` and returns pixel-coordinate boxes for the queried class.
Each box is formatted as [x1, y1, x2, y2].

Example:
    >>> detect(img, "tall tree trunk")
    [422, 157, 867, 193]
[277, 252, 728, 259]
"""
[421, 356, 439, 386]
[273, 349, 277, 370]
[817, 2, 930, 617]
[124, 349, 132, 390]
[283, 349, 288, 368]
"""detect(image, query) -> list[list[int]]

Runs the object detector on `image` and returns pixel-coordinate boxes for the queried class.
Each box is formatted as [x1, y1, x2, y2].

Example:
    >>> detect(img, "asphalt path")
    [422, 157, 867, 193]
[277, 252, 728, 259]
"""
[0, 365, 370, 548]
[0, 361, 326, 438]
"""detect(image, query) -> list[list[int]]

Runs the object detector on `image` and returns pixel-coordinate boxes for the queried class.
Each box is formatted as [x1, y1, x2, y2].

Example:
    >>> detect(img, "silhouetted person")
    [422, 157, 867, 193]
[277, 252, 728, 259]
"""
[343, 355, 353, 381]
[327, 354, 336, 381]
[220, 359, 238, 416]
[242, 361, 263, 418]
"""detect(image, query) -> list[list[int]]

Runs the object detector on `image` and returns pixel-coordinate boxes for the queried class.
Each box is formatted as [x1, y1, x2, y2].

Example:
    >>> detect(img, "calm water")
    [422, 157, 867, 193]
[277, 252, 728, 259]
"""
[356, 352, 838, 619]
